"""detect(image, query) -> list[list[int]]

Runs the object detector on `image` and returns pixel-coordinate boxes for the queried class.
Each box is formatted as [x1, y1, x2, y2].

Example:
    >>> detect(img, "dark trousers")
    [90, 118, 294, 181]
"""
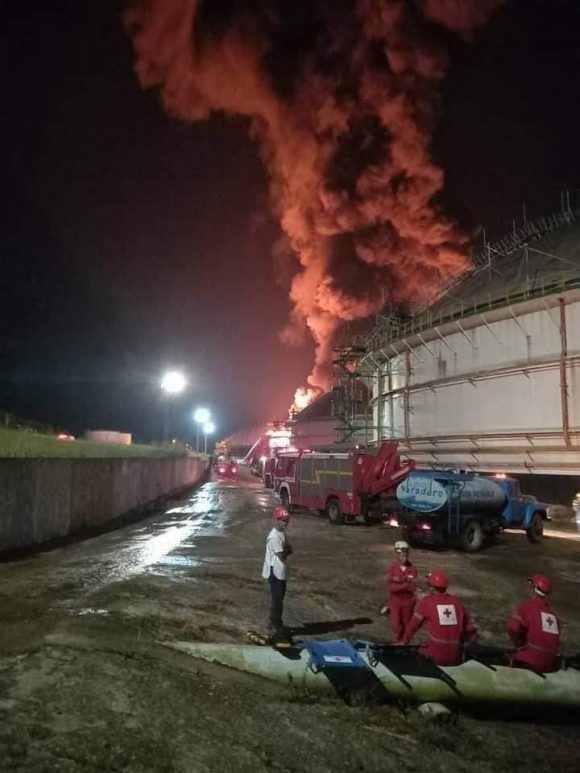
[268, 570, 287, 632]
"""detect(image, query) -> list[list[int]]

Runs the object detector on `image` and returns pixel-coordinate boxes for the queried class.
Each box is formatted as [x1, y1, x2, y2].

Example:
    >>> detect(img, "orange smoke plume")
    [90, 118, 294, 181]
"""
[124, 0, 503, 392]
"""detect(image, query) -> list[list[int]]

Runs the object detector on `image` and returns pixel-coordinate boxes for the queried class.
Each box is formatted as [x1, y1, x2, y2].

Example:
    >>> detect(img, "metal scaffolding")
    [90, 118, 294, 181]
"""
[331, 334, 373, 445]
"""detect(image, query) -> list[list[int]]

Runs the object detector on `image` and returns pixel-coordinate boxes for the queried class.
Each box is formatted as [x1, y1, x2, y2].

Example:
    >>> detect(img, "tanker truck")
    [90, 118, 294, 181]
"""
[394, 470, 548, 552]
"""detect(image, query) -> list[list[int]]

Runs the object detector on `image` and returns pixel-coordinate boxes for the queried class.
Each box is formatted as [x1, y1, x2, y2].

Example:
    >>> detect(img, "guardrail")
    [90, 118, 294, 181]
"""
[472, 207, 579, 269]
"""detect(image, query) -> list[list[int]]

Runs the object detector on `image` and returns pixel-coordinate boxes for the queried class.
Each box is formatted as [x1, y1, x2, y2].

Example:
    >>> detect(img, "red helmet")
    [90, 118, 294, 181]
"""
[427, 569, 449, 590]
[273, 506, 290, 522]
[528, 573, 551, 596]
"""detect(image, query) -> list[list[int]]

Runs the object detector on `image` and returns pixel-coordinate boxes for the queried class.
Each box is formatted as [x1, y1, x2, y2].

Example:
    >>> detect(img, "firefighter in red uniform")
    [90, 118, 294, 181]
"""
[507, 574, 560, 673]
[382, 541, 417, 643]
[401, 569, 477, 666]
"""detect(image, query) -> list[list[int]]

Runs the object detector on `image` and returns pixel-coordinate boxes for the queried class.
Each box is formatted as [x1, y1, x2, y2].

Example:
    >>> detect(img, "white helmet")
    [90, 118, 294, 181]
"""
[395, 540, 410, 551]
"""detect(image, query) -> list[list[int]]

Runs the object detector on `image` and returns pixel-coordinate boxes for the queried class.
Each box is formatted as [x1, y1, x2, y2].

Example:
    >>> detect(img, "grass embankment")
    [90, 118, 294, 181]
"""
[0, 429, 198, 459]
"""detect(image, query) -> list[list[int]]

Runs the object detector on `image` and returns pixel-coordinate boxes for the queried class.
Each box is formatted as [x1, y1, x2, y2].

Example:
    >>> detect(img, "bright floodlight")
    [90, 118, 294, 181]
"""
[194, 407, 211, 425]
[161, 370, 187, 394]
[203, 421, 216, 435]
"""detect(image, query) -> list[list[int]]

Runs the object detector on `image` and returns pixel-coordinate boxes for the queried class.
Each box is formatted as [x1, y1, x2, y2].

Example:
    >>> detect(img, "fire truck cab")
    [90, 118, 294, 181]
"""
[215, 456, 239, 479]
[263, 457, 276, 489]
[273, 443, 414, 525]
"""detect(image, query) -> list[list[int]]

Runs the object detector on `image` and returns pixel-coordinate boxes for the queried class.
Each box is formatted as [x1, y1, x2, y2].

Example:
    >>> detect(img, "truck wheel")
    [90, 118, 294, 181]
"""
[461, 520, 484, 552]
[326, 498, 345, 526]
[526, 513, 544, 543]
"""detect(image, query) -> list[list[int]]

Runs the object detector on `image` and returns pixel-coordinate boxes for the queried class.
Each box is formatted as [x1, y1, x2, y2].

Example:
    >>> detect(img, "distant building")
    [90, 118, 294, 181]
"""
[85, 430, 132, 445]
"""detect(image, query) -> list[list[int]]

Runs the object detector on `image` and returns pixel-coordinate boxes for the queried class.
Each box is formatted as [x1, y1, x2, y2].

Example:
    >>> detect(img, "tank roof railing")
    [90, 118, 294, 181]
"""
[472, 204, 579, 270]
[360, 201, 580, 357]
[422, 206, 580, 316]
[366, 270, 580, 355]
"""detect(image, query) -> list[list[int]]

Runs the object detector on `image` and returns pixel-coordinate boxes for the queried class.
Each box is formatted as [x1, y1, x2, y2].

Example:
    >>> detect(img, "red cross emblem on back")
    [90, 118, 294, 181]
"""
[540, 611, 558, 634]
[436, 604, 458, 625]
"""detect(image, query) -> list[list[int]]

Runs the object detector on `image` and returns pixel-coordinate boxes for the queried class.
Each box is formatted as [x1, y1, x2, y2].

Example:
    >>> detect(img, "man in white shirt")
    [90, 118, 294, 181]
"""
[262, 506, 292, 638]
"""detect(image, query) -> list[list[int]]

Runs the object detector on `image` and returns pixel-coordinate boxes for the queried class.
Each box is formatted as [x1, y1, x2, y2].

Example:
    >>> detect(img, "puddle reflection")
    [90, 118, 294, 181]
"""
[64, 483, 226, 594]
[1, 480, 240, 611]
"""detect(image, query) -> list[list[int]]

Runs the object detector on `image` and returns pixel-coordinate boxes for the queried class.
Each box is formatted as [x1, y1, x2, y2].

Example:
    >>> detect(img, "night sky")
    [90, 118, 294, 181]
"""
[1, 0, 579, 442]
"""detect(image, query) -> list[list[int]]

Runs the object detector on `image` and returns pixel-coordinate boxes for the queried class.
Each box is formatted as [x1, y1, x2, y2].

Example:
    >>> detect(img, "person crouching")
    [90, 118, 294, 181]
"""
[507, 574, 560, 673]
[401, 570, 477, 666]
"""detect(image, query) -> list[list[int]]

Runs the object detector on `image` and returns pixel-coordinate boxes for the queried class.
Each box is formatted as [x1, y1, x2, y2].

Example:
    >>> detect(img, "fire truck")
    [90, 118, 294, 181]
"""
[273, 442, 415, 524]
[263, 456, 276, 489]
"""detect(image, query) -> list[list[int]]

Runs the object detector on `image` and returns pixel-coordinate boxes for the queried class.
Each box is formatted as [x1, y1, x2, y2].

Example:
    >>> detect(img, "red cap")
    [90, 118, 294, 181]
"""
[528, 573, 551, 596]
[273, 506, 290, 522]
[427, 569, 449, 590]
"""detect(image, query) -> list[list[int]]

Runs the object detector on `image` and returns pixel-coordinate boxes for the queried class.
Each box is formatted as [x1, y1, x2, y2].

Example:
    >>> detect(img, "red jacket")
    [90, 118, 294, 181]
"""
[507, 596, 560, 673]
[387, 560, 417, 603]
[402, 592, 477, 666]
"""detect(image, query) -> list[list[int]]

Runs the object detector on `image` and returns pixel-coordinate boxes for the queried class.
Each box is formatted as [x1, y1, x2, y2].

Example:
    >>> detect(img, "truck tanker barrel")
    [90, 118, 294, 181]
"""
[396, 471, 507, 515]
[394, 469, 548, 551]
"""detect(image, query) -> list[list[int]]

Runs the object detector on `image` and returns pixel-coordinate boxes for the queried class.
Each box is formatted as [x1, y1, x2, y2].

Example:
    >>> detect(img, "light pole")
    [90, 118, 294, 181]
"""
[160, 370, 187, 443]
[203, 421, 215, 455]
[193, 407, 211, 452]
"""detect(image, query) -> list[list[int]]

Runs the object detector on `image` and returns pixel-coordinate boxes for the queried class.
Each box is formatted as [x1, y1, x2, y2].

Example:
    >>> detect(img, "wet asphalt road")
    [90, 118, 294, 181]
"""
[0, 472, 273, 643]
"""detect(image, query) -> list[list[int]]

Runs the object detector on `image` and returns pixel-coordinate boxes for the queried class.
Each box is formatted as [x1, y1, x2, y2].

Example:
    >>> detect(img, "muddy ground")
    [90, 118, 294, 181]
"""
[0, 470, 579, 772]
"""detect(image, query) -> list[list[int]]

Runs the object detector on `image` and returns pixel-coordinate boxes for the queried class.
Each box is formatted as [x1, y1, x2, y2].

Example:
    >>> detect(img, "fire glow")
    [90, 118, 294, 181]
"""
[291, 385, 323, 415]
[125, 0, 503, 394]
[267, 426, 292, 451]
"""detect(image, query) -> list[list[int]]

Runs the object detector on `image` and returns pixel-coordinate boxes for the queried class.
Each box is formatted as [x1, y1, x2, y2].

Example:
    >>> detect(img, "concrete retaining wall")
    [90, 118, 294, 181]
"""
[0, 456, 208, 553]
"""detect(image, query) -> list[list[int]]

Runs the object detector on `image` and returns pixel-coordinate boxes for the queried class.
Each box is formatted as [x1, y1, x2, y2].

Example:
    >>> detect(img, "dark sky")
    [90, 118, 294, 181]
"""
[1, 0, 579, 441]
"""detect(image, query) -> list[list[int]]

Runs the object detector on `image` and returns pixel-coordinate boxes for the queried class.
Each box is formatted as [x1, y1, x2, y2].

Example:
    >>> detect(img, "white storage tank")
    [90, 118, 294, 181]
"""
[360, 212, 580, 499]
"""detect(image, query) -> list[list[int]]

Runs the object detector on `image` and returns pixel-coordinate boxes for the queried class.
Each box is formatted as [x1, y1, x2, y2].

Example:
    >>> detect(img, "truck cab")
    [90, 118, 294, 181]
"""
[492, 475, 548, 541]
[262, 457, 276, 489]
[273, 454, 299, 511]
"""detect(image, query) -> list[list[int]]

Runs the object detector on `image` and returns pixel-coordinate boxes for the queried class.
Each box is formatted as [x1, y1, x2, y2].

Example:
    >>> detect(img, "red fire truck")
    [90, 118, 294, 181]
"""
[273, 442, 415, 524]
[263, 457, 276, 489]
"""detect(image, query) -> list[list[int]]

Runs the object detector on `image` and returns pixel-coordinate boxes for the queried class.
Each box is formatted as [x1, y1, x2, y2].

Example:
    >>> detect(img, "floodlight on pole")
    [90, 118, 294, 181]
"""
[160, 370, 187, 443]
[161, 370, 187, 395]
[202, 421, 215, 454]
[193, 407, 211, 451]
[193, 407, 211, 425]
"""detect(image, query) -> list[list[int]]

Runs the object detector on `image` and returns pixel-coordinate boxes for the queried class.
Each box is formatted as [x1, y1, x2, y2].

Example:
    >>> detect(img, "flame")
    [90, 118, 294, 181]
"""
[124, 0, 503, 390]
[291, 385, 323, 415]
